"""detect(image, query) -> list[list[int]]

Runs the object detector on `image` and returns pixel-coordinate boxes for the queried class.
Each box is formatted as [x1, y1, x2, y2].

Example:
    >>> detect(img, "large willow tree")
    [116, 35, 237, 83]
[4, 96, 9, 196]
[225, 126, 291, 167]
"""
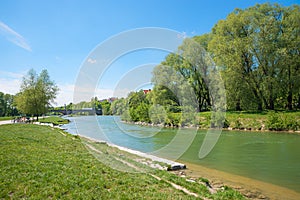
[15, 69, 59, 120]
[209, 3, 300, 110]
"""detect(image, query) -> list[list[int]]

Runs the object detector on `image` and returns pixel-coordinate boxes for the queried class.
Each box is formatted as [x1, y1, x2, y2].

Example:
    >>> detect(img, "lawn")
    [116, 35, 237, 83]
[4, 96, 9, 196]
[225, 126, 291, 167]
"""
[0, 124, 245, 199]
[38, 116, 70, 125]
[198, 110, 300, 131]
[0, 116, 13, 121]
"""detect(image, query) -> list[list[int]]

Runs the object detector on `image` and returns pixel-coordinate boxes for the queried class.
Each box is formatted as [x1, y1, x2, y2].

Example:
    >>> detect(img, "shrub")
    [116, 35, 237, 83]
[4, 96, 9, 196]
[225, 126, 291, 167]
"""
[234, 119, 243, 129]
[166, 113, 181, 127]
[266, 112, 285, 131]
[266, 112, 299, 131]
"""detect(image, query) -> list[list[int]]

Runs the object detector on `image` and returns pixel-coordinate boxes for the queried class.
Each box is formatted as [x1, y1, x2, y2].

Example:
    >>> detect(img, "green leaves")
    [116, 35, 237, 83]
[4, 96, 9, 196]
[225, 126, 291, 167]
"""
[14, 69, 58, 118]
[209, 3, 300, 111]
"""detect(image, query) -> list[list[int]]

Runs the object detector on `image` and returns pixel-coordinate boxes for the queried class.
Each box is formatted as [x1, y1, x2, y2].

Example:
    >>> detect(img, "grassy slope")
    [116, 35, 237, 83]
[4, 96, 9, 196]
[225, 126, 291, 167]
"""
[0, 124, 244, 199]
[198, 111, 300, 131]
[0, 124, 191, 199]
[0, 116, 13, 121]
[38, 116, 69, 125]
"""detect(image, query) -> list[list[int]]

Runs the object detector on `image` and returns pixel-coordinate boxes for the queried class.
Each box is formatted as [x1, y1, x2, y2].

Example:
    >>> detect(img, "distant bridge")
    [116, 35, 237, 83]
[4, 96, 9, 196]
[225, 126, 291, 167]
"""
[50, 108, 102, 115]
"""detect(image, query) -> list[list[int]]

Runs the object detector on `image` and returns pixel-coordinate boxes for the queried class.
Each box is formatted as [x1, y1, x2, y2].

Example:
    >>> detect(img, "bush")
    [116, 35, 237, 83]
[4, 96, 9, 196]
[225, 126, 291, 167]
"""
[166, 113, 181, 127]
[234, 119, 243, 129]
[283, 115, 299, 131]
[266, 112, 299, 131]
[149, 105, 166, 124]
[266, 112, 285, 131]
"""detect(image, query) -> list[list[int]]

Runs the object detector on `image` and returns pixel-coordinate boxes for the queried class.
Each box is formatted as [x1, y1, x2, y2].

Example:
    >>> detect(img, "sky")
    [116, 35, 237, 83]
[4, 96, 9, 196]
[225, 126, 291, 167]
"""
[0, 0, 298, 106]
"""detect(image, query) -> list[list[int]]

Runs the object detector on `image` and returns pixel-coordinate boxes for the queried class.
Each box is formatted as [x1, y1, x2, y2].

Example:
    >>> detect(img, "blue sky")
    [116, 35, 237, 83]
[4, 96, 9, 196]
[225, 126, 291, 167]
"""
[0, 0, 298, 106]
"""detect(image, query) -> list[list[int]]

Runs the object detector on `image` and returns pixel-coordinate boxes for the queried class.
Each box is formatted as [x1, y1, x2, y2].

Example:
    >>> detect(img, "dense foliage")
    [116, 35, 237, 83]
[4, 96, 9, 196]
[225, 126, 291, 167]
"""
[209, 3, 300, 111]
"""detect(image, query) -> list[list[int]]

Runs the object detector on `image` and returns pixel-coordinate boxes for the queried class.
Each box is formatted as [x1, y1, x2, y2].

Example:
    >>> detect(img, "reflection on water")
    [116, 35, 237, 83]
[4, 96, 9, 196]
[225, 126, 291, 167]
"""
[62, 116, 300, 193]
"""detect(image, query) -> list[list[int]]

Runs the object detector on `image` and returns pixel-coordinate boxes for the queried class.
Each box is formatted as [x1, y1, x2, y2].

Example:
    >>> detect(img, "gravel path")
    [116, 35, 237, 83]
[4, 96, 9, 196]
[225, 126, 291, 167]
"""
[0, 120, 12, 125]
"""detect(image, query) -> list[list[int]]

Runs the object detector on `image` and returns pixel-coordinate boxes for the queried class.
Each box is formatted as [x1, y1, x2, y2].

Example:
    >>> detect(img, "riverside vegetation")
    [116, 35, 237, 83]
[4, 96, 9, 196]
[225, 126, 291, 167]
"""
[0, 124, 245, 199]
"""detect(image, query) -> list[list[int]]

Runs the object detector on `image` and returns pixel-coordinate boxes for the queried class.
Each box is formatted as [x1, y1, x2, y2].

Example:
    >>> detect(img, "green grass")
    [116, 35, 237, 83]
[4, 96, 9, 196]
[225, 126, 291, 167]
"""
[0, 124, 193, 199]
[0, 116, 13, 121]
[0, 124, 245, 199]
[38, 116, 70, 125]
[197, 111, 300, 131]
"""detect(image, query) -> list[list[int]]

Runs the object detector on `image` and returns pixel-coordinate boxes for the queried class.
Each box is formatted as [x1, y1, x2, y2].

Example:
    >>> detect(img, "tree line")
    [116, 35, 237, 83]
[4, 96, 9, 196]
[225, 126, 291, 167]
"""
[58, 97, 112, 115]
[207, 3, 299, 111]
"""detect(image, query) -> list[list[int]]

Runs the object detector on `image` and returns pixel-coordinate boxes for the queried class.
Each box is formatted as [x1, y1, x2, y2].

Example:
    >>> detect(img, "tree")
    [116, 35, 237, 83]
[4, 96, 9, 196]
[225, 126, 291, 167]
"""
[193, 34, 212, 51]
[14, 69, 59, 120]
[99, 100, 111, 115]
[147, 85, 180, 113]
[209, 3, 300, 110]
[152, 38, 215, 112]
[279, 5, 300, 110]
[111, 98, 126, 115]
[126, 90, 148, 121]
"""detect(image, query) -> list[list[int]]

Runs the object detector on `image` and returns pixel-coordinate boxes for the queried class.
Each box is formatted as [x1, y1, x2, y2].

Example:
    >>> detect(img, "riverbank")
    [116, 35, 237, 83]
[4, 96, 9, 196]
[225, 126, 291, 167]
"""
[123, 110, 300, 133]
[181, 161, 300, 200]
[0, 124, 245, 199]
[79, 135, 186, 170]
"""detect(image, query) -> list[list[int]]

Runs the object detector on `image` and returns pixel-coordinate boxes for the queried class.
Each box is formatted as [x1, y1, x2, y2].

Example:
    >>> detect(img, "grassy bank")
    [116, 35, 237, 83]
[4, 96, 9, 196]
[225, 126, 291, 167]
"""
[220, 111, 299, 131]
[0, 116, 13, 121]
[0, 124, 244, 199]
[38, 116, 70, 125]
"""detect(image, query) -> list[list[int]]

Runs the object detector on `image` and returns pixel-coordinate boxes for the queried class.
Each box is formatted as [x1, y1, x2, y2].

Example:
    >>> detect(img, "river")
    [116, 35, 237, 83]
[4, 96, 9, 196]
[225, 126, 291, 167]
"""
[62, 115, 300, 197]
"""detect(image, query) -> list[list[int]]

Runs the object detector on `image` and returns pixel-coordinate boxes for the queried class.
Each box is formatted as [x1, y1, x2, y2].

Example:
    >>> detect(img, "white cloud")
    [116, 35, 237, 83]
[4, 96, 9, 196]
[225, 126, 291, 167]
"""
[95, 88, 115, 100]
[0, 77, 21, 95]
[113, 88, 131, 98]
[54, 83, 74, 106]
[87, 58, 97, 64]
[0, 70, 26, 95]
[0, 21, 32, 51]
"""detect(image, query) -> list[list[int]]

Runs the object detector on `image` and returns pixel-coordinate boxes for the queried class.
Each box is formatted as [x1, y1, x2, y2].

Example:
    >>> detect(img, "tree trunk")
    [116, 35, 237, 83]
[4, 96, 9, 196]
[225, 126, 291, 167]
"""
[298, 94, 300, 109]
[270, 100, 274, 110]
[268, 82, 274, 110]
[269, 95, 274, 110]
[287, 65, 293, 110]
[287, 91, 293, 110]
[257, 102, 263, 111]
[235, 99, 241, 111]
